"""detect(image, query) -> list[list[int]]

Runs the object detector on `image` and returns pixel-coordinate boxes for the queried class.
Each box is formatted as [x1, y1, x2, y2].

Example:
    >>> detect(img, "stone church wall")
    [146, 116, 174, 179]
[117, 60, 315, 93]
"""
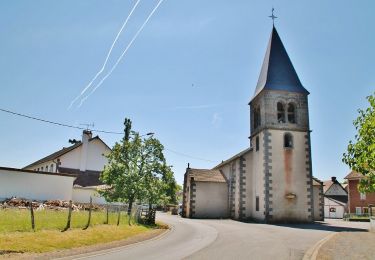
[251, 132, 266, 221]
[266, 130, 311, 222]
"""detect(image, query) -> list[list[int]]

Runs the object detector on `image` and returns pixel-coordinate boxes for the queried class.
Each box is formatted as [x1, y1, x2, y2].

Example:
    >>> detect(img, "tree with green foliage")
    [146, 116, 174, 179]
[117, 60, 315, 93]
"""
[100, 118, 177, 223]
[343, 92, 375, 193]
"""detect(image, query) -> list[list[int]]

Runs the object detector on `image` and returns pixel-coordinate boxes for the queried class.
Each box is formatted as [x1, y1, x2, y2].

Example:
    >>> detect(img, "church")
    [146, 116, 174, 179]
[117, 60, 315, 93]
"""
[182, 25, 324, 223]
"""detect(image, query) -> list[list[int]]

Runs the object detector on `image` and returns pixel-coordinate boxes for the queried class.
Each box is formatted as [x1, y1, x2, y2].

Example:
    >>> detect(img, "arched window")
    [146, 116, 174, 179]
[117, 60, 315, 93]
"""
[253, 106, 261, 129]
[287, 103, 296, 123]
[41, 167, 44, 171]
[284, 133, 293, 148]
[50, 164, 54, 172]
[277, 102, 285, 123]
[45, 165, 48, 172]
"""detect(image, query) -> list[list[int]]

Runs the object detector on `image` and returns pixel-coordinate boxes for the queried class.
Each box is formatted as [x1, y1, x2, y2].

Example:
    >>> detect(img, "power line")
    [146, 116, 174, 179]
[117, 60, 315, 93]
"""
[0, 108, 123, 134]
[0, 107, 218, 163]
[164, 148, 217, 163]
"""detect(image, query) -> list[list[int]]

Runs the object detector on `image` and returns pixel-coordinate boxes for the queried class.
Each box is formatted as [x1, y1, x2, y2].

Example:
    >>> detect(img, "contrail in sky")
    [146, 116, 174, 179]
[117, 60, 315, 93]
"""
[68, 0, 141, 110]
[78, 0, 164, 108]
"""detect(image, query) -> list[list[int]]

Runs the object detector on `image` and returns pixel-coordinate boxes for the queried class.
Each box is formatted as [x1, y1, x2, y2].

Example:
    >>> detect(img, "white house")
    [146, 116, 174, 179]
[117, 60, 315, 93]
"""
[323, 177, 348, 219]
[23, 130, 111, 203]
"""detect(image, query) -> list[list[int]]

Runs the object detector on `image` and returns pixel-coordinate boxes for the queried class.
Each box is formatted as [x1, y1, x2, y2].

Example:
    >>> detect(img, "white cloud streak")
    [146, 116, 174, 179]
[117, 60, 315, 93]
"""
[68, 0, 141, 110]
[78, 0, 164, 108]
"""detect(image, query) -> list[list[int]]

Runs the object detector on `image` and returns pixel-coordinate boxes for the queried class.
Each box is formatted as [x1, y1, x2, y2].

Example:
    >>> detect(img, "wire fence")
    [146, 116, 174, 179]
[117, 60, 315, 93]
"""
[0, 198, 155, 233]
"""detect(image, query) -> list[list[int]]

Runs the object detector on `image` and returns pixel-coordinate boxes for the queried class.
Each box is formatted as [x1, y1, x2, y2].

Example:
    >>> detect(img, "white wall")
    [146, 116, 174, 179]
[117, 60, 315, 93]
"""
[25, 138, 110, 173]
[194, 182, 229, 218]
[313, 184, 323, 220]
[60, 146, 82, 170]
[0, 168, 75, 201]
[86, 139, 110, 171]
[72, 187, 106, 204]
[324, 197, 345, 219]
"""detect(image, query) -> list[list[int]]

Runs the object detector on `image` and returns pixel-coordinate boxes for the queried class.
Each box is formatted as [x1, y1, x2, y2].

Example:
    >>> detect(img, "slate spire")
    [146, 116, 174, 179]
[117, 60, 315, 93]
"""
[253, 26, 309, 98]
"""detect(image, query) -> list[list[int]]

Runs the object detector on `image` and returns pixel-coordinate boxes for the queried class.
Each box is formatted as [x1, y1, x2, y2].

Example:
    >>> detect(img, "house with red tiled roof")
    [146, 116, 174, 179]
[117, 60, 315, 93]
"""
[345, 171, 375, 215]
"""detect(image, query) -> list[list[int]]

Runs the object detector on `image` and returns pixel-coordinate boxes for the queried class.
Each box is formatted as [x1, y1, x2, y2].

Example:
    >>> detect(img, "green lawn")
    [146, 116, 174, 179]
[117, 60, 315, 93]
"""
[0, 208, 136, 232]
[0, 208, 166, 253]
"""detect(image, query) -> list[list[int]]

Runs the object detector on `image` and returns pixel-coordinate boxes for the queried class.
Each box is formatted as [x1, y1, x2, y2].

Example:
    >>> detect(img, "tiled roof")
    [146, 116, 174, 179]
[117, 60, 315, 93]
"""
[344, 171, 364, 179]
[58, 167, 102, 187]
[23, 142, 82, 169]
[323, 180, 333, 193]
[312, 177, 323, 186]
[253, 26, 309, 100]
[213, 148, 252, 169]
[187, 168, 227, 183]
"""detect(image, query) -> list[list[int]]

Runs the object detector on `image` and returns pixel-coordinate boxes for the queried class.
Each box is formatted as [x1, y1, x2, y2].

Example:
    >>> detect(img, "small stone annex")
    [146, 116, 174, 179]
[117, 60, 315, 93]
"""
[182, 25, 324, 223]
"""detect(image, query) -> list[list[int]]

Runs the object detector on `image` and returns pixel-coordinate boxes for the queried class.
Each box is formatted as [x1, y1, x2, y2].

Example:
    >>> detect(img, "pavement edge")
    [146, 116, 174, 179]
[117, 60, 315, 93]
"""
[55, 225, 173, 260]
[302, 233, 337, 260]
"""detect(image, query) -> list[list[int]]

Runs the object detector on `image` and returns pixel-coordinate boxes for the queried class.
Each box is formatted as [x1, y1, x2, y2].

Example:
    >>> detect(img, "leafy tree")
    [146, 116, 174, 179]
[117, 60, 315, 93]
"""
[162, 165, 179, 205]
[100, 118, 177, 222]
[343, 93, 375, 193]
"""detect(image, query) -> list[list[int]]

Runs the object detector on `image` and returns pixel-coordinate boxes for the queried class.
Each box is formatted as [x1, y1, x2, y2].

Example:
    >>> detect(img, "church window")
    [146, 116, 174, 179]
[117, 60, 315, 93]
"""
[256, 196, 259, 211]
[254, 106, 261, 129]
[284, 133, 293, 148]
[287, 103, 296, 123]
[255, 136, 259, 151]
[277, 102, 285, 123]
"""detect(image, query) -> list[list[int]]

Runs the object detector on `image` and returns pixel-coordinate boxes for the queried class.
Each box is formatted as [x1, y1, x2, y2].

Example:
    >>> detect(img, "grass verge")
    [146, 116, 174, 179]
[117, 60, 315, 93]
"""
[0, 224, 165, 254]
[0, 209, 168, 254]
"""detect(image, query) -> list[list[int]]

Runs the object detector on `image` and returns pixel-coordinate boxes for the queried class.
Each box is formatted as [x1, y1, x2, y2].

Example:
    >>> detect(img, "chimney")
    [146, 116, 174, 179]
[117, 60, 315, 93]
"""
[331, 176, 337, 183]
[79, 130, 92, 171]
[187, 163, 190, 169]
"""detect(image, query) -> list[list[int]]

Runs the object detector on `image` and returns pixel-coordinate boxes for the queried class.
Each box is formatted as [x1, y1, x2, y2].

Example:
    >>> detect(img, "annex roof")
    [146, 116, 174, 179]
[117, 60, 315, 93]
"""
[253, 26, 309, 99]
[213, 148, 252, 169]
[344, 171, 364, 180]
[186, 168, 227, 183]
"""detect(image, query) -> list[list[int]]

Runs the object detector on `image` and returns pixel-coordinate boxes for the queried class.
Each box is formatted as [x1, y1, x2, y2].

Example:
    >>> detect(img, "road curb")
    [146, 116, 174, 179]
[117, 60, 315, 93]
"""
[302, 233, 337, 260]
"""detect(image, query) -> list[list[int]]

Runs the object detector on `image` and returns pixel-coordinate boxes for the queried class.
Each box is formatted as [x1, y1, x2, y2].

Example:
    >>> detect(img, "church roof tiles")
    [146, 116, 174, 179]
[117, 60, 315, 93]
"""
[253, 26, 309, 99]
[187, 168, 227, 183]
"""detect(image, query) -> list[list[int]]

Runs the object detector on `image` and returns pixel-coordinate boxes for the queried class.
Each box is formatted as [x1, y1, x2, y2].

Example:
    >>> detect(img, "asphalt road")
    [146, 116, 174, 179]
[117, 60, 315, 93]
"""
[69, 213, 370, 260]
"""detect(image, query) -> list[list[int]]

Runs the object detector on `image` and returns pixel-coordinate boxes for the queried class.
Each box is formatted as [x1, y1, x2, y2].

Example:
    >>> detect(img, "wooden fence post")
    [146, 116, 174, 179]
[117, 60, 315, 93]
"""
[29, 200, 35, 232]
[104, 204, 109, 224]
[61, 200, 72, 232]
[117, 205, 121, 226]
[83, 197, 92, 230]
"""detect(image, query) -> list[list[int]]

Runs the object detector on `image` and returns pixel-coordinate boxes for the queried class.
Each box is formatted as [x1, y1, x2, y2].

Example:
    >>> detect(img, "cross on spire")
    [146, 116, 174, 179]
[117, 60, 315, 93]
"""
[269, 8, 277, 26]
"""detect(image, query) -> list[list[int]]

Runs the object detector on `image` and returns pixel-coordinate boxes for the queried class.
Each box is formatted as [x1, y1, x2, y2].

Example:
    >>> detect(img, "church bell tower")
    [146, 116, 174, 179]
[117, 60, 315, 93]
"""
[249, 25, 314, 222]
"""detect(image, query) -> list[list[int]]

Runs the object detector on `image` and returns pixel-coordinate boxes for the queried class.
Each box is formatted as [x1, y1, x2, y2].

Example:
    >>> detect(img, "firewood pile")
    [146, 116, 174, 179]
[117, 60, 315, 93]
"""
[0, 197, 105, 211]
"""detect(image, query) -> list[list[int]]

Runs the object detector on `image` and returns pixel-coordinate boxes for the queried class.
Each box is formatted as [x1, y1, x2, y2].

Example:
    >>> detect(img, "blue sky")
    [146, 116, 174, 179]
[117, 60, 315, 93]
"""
[0, 1, 374, 185]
